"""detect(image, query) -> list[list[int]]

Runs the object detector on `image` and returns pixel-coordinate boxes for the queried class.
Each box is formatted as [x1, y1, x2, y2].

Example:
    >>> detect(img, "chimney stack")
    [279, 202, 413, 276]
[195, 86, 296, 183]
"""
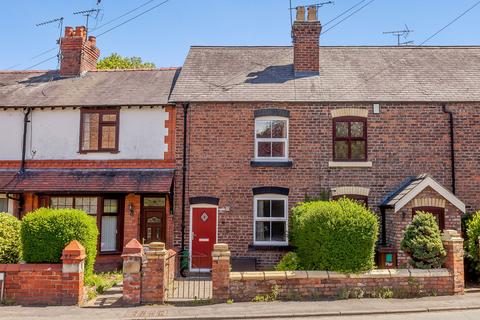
[59, 26, 100, 76]
[292, 6, 322, 76]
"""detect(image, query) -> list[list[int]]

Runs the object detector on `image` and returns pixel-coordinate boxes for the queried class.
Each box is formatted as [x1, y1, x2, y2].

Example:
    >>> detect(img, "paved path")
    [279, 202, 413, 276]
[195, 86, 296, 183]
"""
[2, 292, 480, 320]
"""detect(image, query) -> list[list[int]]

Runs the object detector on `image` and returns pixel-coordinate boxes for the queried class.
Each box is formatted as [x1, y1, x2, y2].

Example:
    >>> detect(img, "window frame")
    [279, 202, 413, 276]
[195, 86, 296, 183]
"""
[79, 108, 120, 153]
[254, 116, 289, 161]
[332, 116, 367, 161]
[253, 194, 289, 246]
[47, 195, 123, 254]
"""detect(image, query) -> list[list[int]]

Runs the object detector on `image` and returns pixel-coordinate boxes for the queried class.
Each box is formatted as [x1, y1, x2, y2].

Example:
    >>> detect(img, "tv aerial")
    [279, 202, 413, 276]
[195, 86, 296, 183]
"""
[36, 17, 64, 68]
[73, 8, 101, 36]
[383, 25, 414, 46]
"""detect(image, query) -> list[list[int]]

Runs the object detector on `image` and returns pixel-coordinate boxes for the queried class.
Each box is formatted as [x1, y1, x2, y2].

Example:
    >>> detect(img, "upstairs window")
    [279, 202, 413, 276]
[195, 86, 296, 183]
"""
[80, 109, 119, 153]
[255, 117, 288, 160]
[333, 117, 367, 161]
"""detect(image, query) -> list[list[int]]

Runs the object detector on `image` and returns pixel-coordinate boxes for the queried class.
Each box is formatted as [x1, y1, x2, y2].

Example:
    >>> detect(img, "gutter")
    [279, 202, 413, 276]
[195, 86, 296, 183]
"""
[19, 108, 31, 175]
[442, 104, 456, 194]
[181, 102, 190, 257]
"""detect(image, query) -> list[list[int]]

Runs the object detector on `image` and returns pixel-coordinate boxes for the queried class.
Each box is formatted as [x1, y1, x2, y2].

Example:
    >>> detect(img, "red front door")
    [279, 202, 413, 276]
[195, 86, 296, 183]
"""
[191, 207, 217, 269]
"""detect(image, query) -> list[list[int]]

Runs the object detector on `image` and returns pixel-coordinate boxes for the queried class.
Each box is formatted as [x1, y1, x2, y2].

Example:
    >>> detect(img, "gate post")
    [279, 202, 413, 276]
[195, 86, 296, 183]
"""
[142, 242, 168, 304]
[61, 240, 86, 305]
[442, 230, 464, 295]
[212, 243, 231, 302]
[122, 239, 144, 305]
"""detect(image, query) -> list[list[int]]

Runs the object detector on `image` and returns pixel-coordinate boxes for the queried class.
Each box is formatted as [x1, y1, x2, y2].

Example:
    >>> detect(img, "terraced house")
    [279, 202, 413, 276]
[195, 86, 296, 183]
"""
[170, 6, 479, 270]
[0, 26, 179, 271]
[1, 6, 480, 273]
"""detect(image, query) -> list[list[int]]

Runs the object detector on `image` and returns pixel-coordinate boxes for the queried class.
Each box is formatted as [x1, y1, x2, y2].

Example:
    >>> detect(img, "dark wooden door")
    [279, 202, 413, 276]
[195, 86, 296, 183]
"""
[142, 207, 166, 244]
[412, 206, 445, 230]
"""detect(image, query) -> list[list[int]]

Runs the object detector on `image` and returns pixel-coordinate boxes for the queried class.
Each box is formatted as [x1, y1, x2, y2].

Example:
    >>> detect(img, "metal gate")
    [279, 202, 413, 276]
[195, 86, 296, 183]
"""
[164, 251, 212, 302]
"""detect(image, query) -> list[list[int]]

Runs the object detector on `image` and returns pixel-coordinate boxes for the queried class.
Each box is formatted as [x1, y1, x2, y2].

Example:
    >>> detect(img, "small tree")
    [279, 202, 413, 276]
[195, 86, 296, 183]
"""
[466, 211, 480, 273]
[401, 212, 446, 269]
[97, 53, 156, 70]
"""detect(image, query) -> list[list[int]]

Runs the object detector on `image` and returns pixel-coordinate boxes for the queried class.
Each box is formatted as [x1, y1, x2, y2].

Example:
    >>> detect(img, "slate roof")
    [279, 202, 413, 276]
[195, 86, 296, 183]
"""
[380, 174, 465, 213]
[0, 168, 174, 193]
[0, 68, 180, 107]
[170, 46, 480, 102]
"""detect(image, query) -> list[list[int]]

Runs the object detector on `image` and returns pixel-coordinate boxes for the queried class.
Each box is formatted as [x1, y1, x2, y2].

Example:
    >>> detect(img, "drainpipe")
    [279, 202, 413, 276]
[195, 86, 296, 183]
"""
[181, 102, 190, 254]
[442, 104, 456, 194]
[380, 206, 387, 246]
[19, 108, 31, 175]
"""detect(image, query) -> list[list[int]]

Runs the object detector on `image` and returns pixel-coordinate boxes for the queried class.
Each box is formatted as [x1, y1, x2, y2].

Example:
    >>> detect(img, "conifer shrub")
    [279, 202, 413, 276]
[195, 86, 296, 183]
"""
[21, 208, 98, 275]
[0, 213, 22, 264]
[400, 212, 446, 269]
[290, 198, 379, 273]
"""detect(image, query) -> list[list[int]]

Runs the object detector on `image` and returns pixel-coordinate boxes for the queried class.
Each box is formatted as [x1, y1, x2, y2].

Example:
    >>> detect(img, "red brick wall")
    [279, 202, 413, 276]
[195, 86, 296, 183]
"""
[227, 271, 454, 301]
[175, 102, 477, 269]
[124, 194, 141, 247]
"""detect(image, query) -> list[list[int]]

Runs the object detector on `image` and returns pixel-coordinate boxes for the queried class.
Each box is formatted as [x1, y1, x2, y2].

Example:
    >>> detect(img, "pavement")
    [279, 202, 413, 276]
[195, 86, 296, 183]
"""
[2, 291, 480, 320]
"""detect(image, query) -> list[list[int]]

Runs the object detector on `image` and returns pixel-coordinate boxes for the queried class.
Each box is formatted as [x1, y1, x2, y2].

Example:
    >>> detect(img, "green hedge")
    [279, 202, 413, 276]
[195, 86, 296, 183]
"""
[21, 208, 98, 275]
[291, 198, 379, 273]
[400, 212, 446, 269]
[275, 252, 302, 271]
[466, 211, 480, 273]
[0, 213, 22, 264]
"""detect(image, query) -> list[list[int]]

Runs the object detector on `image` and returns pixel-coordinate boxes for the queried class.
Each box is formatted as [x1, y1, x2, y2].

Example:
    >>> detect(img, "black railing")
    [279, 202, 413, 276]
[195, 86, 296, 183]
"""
[164, 251, 212, 301]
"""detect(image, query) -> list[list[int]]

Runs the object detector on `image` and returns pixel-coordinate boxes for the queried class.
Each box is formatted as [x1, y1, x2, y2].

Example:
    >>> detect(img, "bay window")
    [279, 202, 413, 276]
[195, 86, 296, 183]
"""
[49, 196, 121, 253]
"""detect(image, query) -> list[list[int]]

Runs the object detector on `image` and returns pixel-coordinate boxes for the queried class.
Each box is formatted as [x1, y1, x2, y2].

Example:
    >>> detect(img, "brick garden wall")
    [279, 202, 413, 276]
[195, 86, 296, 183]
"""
[174, 102, 479, 269]
[228, 269, 453, 301]
[0, 241, 85, 306]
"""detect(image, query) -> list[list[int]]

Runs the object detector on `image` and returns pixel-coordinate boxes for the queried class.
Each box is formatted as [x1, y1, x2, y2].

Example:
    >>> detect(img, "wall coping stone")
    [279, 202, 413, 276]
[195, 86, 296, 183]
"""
[231, 268, 452, 281]
[442, 230, 463, 242]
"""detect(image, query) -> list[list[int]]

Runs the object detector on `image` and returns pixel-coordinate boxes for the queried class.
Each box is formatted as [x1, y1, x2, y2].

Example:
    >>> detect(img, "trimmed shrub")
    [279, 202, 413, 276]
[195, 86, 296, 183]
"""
[400, 212, 446, 269]
[466, 211, 480, 274]
[275, 252, 302, 271]
[21, 208, 98, 275]
[0, 213, 22, 264]
[291, 198, 379, 273]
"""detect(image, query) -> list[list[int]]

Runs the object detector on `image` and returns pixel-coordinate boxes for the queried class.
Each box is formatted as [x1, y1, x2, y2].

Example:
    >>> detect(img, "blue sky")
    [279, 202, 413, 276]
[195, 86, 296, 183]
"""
[1, 0, 479, 70]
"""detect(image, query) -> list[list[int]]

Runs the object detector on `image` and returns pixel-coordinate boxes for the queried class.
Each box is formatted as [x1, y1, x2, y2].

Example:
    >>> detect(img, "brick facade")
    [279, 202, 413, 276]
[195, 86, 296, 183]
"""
[174, 102, 478, 269]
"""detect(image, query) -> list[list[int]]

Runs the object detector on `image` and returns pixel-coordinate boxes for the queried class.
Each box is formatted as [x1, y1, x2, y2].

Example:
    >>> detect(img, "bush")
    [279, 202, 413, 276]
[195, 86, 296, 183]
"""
[466, 211, 480, 274]
[400, 212, 446, 269]
[275, 252, 302, 271]
[21, 208, 98, 275]
[291, 198, 379, 273]
[0, 213, 22, 264]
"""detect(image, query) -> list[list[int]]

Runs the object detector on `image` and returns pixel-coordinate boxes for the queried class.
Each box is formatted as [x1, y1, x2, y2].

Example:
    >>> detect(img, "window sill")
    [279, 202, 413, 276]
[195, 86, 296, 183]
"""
[99, 251, 122, 255]
[250, 160, 293, 168]
[78, 150, 120, 154]
[328, 161, 372, 168]
[248, 244, 293, 251]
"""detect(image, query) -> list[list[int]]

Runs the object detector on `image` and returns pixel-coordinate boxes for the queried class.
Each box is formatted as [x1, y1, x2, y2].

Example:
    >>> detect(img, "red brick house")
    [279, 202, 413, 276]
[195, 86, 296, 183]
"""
[169, 6, 479, 270]
[0, 26, 179, 270]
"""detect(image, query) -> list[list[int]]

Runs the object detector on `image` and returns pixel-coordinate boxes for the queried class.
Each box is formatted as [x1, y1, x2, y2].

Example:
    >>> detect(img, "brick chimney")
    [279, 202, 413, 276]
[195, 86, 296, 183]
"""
[292, 6, 322, 76]
[59, 26, 100, 76]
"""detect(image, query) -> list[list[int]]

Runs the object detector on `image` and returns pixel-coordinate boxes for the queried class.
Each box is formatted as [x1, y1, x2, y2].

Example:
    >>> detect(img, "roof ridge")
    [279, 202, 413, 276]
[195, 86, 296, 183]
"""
[92, 67, 180, 72]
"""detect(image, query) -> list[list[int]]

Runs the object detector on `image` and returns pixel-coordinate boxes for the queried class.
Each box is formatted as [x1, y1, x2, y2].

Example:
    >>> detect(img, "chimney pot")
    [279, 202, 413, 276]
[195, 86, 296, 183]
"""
[296, 6, 306, 21]
[307, 5, 318, 21]
[64, 26, 74, 37]
[88, 36, 96, 46]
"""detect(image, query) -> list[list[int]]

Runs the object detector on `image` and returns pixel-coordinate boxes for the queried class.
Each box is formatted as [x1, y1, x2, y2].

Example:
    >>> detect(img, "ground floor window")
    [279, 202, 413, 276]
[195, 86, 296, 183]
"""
[0, 194, 8, 212]
[254, 195, 288, 245]
[49, 195, 122, 253]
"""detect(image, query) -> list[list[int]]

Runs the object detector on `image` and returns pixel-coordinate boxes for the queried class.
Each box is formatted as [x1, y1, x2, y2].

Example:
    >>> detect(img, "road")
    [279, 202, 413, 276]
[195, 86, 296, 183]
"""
[270, 310, 480, 320]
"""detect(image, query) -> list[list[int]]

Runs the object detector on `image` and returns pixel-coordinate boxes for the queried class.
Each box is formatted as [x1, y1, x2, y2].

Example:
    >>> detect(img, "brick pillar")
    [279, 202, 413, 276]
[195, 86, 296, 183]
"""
[141, 242, 167, 304]
[22, 192, 39, 217]
[61, 240, 86, 305]
[124, 193, 141, 246]
[442, 229, 464, 295]
[122, 239, 144, 305]
[212, 243, 231, 302]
